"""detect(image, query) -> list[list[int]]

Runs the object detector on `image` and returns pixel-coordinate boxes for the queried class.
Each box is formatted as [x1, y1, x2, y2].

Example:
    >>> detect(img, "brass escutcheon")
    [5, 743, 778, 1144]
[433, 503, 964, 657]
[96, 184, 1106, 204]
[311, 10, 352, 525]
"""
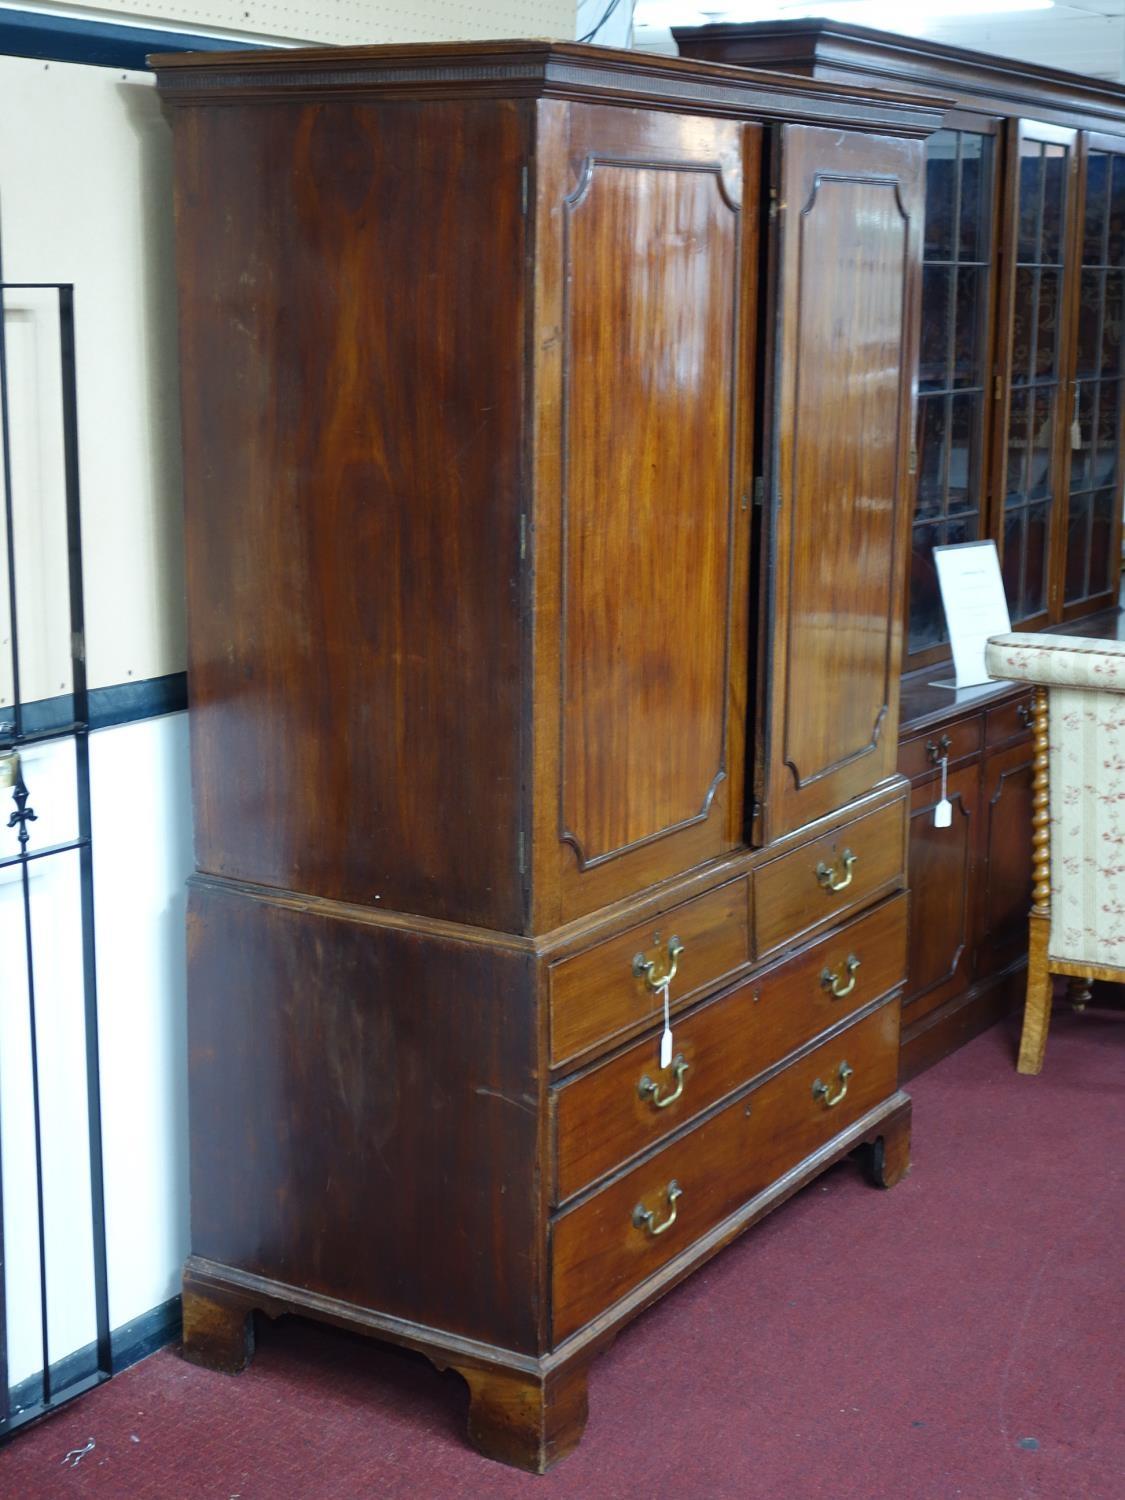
[820, 954, 861, 999]
[816, 849, 856, 893]
[638, 1053, 689, 1110]
[633, 935, 684, 992]
[632, 1180, 683, 1238]
[812, 1061, 854, 1109]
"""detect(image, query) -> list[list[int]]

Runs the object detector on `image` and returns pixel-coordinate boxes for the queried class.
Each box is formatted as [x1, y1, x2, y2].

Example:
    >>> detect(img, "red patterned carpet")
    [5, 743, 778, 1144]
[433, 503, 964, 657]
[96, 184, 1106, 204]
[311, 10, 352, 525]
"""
[3, 1009, 1122, 1500]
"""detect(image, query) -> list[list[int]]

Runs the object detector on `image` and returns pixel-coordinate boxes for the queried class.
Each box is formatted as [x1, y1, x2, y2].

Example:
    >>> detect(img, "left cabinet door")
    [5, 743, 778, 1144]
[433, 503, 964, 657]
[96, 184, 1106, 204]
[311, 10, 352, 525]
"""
[530, 104, 760, 927]
[757, 126, 924, 843]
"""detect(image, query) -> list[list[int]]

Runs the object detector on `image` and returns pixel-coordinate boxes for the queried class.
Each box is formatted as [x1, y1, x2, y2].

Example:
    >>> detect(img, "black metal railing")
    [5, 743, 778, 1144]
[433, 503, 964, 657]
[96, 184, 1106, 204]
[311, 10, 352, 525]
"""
[0, 243, 111, 1438]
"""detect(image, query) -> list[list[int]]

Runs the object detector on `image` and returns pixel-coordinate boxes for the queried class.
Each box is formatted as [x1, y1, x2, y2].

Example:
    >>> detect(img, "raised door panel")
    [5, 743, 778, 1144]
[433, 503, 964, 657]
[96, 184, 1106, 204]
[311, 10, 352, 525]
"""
[901, 762, 979, 1030]
[531, 104, 758, 926]
[760, 126, 922, 842]
[977, 739, 1034, 977]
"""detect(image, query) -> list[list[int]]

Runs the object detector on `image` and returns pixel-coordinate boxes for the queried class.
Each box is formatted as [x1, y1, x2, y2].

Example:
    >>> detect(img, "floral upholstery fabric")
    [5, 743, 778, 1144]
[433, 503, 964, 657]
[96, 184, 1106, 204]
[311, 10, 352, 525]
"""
[986, 632, 1125, 965]
[985, 632, 1125, 693]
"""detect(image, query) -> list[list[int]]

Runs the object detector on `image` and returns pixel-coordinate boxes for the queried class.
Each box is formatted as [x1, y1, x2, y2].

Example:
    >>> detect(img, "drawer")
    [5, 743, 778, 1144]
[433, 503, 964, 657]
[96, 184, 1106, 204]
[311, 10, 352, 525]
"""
[551, 1001, 900, 1342]
[753, 797, 906, 958]
[548, 876, 750, 1068]
[553, 892, 908, 1202]
[898, 717, 982, 782]
[985, 694, 1033, 748]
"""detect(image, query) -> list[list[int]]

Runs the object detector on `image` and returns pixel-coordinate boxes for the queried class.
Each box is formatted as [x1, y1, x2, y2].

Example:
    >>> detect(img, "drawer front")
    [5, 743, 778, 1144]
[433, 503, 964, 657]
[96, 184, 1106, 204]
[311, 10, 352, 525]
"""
[548, 876, 751, 1068]
[551, 1001, 900, 1343]
[898, 717, 982, 782]
[985, 694, 1033, 749]
[553, 892, 908, 1202]
[753, 797, 906, 958]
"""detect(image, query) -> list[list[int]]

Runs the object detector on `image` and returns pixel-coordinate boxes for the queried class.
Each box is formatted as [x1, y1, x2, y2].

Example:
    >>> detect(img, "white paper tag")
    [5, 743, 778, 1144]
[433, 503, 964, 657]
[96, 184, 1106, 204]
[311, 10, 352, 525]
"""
[659, 978, 672, 1068]
[933, 752, 951, 828]
[1071, 416, 1082, 450]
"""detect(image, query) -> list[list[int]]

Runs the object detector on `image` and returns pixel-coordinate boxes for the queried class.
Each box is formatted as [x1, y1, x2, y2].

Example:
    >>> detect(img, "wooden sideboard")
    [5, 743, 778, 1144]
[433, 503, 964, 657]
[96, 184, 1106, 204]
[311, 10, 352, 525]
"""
[676, 20, 1125, 1073]
[153, 41, 938, 1471]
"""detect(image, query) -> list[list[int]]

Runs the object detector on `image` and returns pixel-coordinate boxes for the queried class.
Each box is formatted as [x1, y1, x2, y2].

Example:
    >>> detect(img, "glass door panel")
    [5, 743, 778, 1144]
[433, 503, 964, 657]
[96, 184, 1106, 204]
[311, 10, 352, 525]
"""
[1000, 123, 1079, 623]
[909, 128, 996, 658]
[1065, 137, 1125, 606]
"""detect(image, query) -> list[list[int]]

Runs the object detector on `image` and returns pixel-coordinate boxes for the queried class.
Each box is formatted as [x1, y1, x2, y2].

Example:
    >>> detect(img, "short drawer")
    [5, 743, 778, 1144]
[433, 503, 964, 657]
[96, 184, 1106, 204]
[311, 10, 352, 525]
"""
[753, 797, 906, 958]
[985, 694, 1033, 748]
[548, 876, 750, 1068]
[552, 892, 907, 1202]
[551, 1001, 900, 1342]
[898, 717, 982, 782]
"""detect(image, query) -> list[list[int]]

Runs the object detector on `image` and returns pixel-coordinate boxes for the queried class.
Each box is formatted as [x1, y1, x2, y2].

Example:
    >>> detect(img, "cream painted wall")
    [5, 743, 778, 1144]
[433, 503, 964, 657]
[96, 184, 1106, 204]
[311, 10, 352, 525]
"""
[0, 54, 183, 694]
[8, 0, 578, 43]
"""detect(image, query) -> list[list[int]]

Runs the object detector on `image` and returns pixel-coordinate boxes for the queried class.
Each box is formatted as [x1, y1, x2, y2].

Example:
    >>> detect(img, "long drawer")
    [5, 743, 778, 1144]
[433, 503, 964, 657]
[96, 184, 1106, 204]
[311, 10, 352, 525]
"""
[551, 1001, 900, 1343]
[552, 892, 907, 1203]
[753, 795, 907, 957]
[547, 876, 751, 1067]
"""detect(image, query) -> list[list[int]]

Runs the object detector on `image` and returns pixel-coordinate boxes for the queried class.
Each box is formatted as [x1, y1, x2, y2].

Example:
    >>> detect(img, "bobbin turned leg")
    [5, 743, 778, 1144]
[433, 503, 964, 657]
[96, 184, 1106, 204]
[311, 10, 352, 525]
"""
[453, 1357, 590, 1474]
[180, 1272, 255, 1374]
[1018, 687, 1053, 1076]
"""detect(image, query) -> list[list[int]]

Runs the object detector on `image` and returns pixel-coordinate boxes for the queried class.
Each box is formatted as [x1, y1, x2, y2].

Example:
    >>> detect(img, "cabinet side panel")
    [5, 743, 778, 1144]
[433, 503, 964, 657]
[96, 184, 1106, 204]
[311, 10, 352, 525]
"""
[186, 884, 542, 1354]
[172, 99, 528, 929]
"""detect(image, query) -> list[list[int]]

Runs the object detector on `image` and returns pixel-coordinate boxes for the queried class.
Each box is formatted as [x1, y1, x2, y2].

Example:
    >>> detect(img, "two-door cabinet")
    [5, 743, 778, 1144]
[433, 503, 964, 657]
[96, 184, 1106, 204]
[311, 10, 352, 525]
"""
[676, 20, 1125, 1074]
[153, 41, 939, 1470]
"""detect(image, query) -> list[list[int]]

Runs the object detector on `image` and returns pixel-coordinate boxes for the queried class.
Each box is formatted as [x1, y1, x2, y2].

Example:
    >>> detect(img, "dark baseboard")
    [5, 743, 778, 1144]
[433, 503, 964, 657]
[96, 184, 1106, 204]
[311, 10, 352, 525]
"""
[0, 11, 275, 70]
[4, 672, 188, 740]
[8, 1296, 182, 1420]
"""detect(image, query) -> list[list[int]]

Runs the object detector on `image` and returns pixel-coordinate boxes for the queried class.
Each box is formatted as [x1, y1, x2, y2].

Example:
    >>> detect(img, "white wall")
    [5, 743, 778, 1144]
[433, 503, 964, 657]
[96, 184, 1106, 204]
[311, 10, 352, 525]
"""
[0, 714, 191, 1386]
[6, 0, 579, 43]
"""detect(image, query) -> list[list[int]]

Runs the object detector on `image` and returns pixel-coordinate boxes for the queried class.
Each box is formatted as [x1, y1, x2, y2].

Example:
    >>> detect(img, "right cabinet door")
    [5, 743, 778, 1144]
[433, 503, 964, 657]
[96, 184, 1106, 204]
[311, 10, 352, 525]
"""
[758, 125, 923, 842]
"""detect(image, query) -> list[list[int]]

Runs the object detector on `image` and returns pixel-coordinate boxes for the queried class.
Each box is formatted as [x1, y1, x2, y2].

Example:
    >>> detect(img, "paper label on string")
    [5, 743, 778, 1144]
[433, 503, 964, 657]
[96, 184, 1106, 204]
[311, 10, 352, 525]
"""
[934, 797, 952, 828]
[659, 978, 672, 1067]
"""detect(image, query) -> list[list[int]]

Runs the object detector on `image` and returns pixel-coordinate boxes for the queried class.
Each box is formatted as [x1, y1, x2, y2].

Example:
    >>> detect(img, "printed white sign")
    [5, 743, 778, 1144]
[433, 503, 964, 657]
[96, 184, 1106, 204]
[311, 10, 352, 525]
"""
[933, 540, 1012, 689]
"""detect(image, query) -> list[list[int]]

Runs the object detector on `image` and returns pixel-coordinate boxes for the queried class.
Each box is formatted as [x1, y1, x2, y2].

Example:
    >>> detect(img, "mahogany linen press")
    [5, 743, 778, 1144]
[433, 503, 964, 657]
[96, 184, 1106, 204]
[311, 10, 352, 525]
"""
[152, 40, 940, 1472]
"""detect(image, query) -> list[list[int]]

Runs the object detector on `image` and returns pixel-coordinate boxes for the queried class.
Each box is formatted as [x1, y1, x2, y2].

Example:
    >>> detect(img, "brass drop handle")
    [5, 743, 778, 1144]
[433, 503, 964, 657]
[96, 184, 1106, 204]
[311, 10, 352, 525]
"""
[638, 1054, 689, 1110]
[633, 935, 684, 992]
[926, 734, 952, 765]
[1017, 702, 1032, 729]
[632, 1180, 683, 1238]
[820, 954, 860, 999]
[812, 1061, 853, 1109]
[816, 849, 856, 893]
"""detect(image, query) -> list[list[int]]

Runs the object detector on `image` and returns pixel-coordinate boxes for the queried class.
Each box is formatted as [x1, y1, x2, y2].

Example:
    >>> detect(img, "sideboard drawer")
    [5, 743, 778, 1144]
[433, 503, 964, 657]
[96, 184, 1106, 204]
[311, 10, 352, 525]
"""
[898, 717, 982, 781]
[548, 876, 751, 1068]
[753, 797, 906, 958]
[551, 1001, 900, 1342]
[985, 694, 1033, 748]
[552, 892, 907, 1202]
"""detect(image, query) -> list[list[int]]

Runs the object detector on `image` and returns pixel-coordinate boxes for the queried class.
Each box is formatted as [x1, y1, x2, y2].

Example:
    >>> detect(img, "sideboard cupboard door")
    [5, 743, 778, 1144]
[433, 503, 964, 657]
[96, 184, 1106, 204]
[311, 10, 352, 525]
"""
[530, 104, 760, 926]
[756, 126, 923, 844]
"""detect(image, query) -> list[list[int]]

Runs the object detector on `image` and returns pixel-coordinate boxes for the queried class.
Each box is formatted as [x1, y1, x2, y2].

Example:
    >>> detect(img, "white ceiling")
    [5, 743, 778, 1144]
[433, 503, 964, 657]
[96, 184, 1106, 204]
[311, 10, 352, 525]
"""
[635, 1, 1125, 82]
